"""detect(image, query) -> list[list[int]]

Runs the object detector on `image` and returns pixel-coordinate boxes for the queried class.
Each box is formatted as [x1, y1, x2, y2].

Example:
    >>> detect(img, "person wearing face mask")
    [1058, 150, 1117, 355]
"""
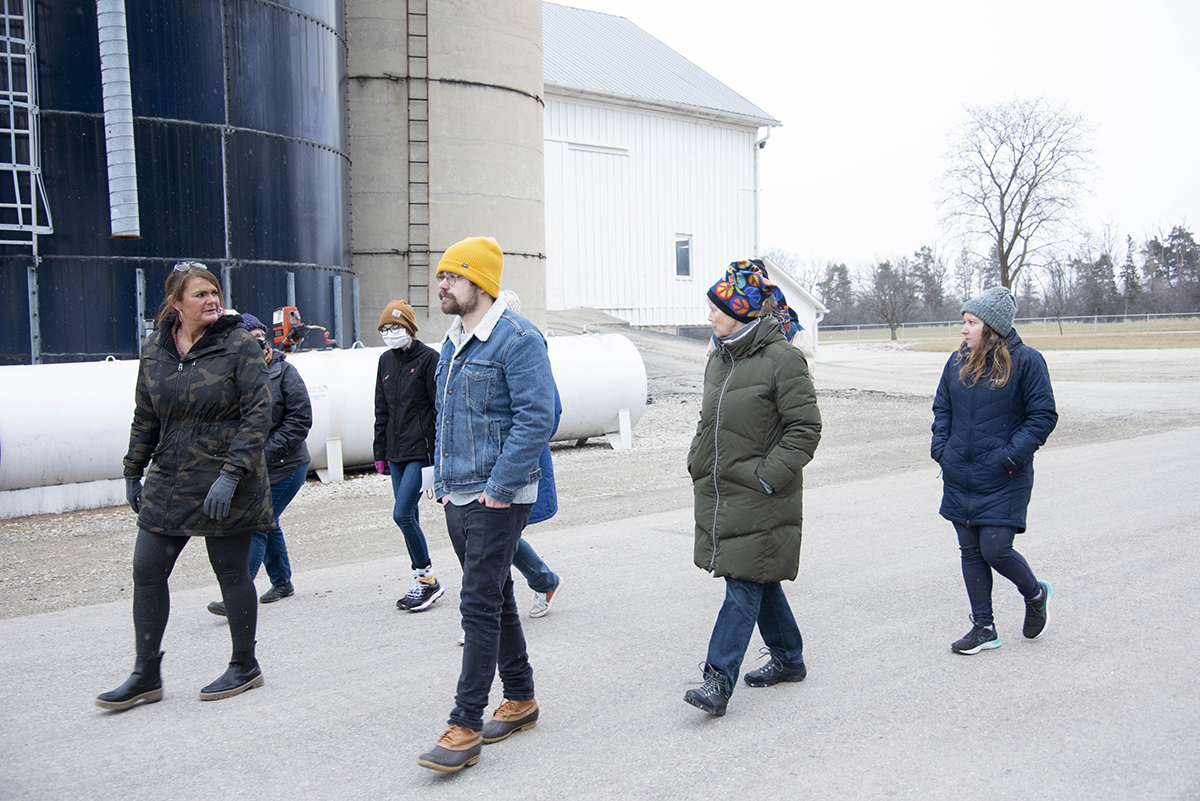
[206, 313, 312, 617]
[374, 300, 444, 611]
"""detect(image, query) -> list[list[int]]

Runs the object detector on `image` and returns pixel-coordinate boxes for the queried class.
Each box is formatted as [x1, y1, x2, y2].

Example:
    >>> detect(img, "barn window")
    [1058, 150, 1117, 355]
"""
[675, 235, 691, 278]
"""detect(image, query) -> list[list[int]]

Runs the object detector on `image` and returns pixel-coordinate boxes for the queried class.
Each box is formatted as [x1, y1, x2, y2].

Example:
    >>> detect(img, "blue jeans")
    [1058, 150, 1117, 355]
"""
[705, 577, 805, 693]
[512, 538, 559, 594]
[247, 463, 308, 586]
[954, 523, 1040, 627]
[444, 500, 534, 731]
[390, 460, 431, 570]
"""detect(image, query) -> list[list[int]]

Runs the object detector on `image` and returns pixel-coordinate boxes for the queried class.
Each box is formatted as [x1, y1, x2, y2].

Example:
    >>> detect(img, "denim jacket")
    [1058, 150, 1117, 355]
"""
[434, 299, 556, 504]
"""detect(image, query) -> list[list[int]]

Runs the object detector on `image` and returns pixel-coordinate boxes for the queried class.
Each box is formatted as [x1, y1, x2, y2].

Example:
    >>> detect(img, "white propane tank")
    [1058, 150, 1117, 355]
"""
[547, 333, 646, 448]
[0, 333, 647, 518]
[0, 360, 140, 516]
[285, 348, 380, 479]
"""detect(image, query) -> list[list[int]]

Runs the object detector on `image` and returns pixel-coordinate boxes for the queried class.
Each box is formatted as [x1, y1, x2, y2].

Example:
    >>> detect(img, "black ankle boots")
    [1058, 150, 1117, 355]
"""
[199, 642, 264, 701]
[96, 651, 165, 711]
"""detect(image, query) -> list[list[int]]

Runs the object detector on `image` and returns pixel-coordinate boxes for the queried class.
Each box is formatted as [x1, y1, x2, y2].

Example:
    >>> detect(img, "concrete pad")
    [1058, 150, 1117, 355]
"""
[2, 426, 1198, 799]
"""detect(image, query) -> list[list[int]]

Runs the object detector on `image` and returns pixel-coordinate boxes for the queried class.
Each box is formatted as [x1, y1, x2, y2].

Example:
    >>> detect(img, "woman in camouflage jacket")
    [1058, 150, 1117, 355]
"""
[97, 263, 274, 712]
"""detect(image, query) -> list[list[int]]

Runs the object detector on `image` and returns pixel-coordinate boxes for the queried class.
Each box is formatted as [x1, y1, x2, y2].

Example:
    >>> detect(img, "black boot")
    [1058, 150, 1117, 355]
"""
[683, 662, 731, 716]
[96, 651, 164, 711]
[199, 642, 263, 701]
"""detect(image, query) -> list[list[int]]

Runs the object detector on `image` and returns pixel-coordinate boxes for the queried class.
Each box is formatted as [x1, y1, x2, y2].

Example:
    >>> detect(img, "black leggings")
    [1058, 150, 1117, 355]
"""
[132, 528, 257, 658]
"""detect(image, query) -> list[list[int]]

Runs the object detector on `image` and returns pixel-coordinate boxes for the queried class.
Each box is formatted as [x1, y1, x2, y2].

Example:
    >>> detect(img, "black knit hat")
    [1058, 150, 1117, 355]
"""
[962, 286, 1016, 336]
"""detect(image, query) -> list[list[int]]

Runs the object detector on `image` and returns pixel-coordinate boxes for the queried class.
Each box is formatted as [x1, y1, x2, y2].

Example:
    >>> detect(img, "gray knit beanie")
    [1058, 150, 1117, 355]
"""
[962, 286, 1016, 337]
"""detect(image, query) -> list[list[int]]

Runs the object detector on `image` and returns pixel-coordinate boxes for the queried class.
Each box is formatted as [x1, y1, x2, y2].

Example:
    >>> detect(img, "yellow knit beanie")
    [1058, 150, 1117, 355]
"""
[438, 236, 503, 298]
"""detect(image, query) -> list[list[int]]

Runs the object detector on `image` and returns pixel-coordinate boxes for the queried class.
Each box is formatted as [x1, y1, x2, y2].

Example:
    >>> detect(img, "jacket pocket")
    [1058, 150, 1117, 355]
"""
[462, 364, 496, 411]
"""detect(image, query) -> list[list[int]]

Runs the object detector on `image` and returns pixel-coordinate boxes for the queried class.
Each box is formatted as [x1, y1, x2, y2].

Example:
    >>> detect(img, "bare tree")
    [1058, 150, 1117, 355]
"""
[1038, 258, 1072, 334]
[941, 97, 1093, 290]
[761, 247, 821, 290]
[858, 259, 920, 340]
[952, 246, 977, 302]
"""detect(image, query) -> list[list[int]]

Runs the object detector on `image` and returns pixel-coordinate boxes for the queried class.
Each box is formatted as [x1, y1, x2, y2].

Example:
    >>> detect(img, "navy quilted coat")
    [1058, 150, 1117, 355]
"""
[931, 330, 1057, 532]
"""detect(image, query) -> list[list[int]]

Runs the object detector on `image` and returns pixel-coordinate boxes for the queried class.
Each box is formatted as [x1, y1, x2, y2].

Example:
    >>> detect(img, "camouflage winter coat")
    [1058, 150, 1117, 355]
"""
[123, 313, 274, 537]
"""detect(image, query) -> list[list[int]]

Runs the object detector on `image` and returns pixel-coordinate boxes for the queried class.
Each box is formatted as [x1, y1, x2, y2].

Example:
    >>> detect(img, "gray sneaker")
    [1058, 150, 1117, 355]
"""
[529, 578, 563, 618]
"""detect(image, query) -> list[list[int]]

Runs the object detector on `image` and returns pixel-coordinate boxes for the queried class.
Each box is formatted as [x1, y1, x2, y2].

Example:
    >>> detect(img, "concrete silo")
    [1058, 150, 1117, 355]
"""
[346, 0, 546, 342]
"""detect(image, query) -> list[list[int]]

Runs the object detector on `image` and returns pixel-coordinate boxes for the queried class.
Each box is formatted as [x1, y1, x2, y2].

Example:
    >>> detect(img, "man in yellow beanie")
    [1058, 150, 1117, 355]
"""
[418, 237, 556, 772]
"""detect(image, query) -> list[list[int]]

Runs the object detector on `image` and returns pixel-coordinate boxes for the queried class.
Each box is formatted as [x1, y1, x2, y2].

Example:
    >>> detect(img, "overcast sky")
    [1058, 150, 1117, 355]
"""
[556, 0, 1200, 276]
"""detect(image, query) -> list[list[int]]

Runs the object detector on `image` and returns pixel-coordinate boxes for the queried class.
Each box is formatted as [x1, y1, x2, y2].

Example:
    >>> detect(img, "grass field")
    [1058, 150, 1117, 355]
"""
[903, 331, 1200, 352]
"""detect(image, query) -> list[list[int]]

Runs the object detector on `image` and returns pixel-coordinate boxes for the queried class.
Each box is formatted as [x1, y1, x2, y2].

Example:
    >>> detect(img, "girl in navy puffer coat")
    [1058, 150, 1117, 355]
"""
[931, 286, 1057, 655]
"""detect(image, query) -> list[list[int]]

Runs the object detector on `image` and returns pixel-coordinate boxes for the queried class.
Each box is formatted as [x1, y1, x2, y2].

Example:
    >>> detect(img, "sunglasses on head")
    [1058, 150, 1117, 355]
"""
[173, 261, 209, 272]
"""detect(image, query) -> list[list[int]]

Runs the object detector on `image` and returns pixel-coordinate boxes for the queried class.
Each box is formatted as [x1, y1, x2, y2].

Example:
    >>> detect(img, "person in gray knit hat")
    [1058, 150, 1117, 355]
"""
[961, 285, 1017, 337]
[930, 286, 1057, 656]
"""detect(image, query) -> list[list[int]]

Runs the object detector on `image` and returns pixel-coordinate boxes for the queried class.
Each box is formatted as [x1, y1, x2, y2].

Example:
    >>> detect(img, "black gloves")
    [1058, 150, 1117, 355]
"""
[125, 477, 143, 513]
[202, 472, 239, 520]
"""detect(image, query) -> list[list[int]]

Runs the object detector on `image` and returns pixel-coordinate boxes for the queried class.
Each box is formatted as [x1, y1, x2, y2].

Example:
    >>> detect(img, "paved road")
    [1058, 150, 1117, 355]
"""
[2, 347, 1198, 800]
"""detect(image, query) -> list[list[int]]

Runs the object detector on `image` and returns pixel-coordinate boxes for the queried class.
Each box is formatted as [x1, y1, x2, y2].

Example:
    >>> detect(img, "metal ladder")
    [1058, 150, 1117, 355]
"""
[0, 0, 52, 247]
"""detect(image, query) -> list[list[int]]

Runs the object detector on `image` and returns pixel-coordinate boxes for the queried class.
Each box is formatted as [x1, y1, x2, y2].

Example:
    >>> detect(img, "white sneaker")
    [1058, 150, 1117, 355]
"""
[529, 578, 563, 618]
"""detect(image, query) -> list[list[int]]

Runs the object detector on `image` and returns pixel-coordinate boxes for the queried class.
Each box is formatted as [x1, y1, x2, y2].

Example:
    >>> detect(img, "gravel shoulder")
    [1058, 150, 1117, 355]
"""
[3, 321, 1196, 620]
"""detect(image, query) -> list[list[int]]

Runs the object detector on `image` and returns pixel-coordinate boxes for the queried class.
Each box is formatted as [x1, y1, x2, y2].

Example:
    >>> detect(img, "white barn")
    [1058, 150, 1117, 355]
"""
[543, 3, 807, 332]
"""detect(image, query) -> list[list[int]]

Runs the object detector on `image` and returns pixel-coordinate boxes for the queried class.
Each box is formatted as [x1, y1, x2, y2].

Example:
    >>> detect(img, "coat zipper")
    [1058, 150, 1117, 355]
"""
[708, 346, 737, 571]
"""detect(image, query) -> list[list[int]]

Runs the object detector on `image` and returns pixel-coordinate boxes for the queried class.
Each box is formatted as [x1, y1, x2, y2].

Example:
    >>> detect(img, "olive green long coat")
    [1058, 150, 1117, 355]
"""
[687, 319, 821, 583]
[123, 313, 274, 537]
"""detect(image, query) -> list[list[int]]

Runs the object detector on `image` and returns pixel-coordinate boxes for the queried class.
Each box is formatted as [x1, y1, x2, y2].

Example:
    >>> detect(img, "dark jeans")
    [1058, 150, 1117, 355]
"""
[391, 460, 431, 570]
[512, 537, 559, 594]
[132, 528, 256, 658]
[706, 577, 805, 693]
[953, 522, 1040, 627]
[247, 463, 308, 586]
[444, 500, 534, 730]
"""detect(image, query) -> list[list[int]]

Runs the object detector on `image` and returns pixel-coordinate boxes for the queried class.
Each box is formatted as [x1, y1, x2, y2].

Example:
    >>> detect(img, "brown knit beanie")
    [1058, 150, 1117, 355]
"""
[437, 236, 503, 298]
[378, 300, 418, 334]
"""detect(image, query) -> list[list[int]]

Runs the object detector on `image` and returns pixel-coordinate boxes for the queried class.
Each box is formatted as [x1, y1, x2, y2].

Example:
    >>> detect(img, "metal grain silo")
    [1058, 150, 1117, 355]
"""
[0, 0, 350, 364]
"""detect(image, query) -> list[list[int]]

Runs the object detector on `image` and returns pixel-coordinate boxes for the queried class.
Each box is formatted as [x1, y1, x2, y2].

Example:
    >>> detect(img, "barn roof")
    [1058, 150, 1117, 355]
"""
[543, 3, 780, 126]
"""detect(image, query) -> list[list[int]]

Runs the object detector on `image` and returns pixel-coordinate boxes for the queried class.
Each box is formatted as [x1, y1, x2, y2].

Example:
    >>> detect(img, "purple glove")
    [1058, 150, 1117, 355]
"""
[375, 460, 390, 475]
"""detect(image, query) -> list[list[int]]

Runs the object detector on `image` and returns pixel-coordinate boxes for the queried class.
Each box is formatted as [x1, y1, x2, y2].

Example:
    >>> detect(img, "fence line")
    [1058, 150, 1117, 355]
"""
[820, 313, 1200, 342]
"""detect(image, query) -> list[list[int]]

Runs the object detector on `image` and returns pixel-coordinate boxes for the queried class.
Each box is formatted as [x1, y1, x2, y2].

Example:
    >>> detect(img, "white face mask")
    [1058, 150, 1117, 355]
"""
[381, 329, 411, 350]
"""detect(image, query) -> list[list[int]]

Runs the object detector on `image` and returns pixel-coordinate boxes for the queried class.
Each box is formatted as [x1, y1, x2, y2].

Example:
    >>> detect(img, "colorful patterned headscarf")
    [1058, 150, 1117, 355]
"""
[707, 260, 795, 341]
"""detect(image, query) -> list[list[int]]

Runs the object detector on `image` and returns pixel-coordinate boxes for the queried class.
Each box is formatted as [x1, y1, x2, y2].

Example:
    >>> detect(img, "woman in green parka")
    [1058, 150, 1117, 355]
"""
[684, 262, 822, 717]
[97, 262, 275, 711]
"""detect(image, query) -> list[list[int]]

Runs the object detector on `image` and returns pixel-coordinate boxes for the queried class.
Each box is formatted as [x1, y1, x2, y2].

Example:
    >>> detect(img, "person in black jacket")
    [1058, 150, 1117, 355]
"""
[374, 300, 444, 611]
[98, 262, 274, 711]
[207, 313, 312, 616]
[931, 286, 1057, 655]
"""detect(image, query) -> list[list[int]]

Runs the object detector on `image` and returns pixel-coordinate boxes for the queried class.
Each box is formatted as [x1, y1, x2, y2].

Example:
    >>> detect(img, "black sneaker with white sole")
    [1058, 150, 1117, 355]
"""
[397, 578, 445, 612]
[951, 620, 1001, 654]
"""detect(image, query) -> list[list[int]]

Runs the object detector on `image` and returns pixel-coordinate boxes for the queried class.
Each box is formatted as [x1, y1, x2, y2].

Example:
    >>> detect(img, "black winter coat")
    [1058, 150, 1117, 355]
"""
[374, 341, 438, 464]
[123, 314, 275, 537]
[264, 349, 312, 483]
[931, 330, 1058, 532]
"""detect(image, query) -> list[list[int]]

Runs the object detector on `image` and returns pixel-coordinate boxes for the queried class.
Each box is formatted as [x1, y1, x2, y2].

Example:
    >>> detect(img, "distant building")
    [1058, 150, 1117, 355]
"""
[543, 3, 793, 331]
